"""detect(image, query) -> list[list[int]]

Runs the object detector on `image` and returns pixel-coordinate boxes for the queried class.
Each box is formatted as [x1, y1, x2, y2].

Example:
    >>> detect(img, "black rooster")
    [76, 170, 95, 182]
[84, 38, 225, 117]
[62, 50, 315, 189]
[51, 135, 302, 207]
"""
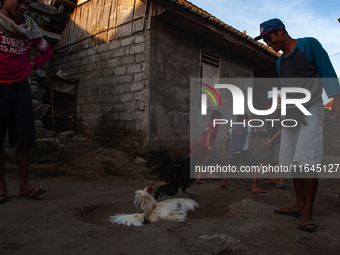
[146, 151, 198, 199]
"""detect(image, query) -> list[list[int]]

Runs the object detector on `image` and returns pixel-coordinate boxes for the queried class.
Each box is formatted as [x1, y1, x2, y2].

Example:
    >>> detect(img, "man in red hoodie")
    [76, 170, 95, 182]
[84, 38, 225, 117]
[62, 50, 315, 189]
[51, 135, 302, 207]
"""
[0, 0, 53, 203]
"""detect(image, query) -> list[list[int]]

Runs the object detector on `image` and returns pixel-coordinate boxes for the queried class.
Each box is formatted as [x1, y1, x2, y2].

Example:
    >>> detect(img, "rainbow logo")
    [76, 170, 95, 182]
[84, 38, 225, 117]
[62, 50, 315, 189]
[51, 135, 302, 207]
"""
[197, 82, 222, 106]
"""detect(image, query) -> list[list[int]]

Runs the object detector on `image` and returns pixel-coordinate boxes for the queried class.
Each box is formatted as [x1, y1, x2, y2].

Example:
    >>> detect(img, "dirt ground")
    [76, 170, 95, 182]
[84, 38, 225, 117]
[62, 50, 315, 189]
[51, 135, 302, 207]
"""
[1, 137, 340, 255]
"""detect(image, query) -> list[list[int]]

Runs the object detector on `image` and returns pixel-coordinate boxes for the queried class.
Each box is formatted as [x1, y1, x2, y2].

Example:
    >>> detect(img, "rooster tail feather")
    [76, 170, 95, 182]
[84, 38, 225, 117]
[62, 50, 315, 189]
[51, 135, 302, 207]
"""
[160, 210, 188, 221]
[173, 198, 199, 211]
[109, 213, 145, 226]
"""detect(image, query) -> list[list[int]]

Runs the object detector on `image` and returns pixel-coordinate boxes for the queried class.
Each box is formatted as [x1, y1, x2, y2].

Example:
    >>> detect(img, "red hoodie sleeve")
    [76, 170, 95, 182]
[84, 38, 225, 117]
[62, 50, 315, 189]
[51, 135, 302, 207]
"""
[30, 37, 53, 70]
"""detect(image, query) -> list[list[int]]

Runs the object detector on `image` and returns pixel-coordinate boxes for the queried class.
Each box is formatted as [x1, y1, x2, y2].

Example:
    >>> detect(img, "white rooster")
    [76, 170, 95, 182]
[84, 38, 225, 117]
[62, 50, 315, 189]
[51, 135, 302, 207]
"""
[109, 186, 198, 226]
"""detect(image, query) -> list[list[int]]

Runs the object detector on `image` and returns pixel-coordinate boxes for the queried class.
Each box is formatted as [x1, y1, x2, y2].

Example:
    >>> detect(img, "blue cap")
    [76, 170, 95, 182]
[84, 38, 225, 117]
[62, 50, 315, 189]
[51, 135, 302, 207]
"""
[254, 18, 285, 41]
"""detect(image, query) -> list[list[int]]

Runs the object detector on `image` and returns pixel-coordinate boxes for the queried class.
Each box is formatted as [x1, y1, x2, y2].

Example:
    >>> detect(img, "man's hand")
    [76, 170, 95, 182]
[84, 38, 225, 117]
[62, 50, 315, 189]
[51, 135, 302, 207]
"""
[331, 95, 340, 122]
[207, 145, 213, 152]
[30, 61, 36, 70]
[257, 129, 268, 134]
[263, 141, 272, 148]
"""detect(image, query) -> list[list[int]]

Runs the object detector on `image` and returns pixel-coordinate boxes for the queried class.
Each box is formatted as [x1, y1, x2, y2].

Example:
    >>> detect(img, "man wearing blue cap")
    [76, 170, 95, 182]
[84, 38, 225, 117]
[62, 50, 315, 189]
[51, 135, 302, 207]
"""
[255, 18, 340, 231]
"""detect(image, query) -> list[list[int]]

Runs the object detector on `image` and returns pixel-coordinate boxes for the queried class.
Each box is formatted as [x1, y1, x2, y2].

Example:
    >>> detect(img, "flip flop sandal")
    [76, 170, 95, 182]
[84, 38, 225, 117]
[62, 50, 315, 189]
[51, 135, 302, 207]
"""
[220, 184, 226, 189]
[276, 184, 287, 189]
[20, 188, 46, 199]
[252, 189, 267, 194]
[264, 180, 277, 185]
[298, 217, 315, 231]
[274, 206, 302, 217]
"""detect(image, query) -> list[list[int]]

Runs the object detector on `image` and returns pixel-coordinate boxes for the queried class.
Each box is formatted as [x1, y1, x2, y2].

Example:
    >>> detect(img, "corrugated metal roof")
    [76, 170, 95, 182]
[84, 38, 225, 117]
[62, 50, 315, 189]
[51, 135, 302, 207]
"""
[171, 0, 280, 57]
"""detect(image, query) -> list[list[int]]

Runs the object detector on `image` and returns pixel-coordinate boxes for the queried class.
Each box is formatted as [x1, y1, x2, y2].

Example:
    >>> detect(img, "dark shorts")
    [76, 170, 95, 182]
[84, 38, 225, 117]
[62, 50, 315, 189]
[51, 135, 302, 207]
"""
[0, 79, 36, 148]
[205, 148, 222, 166]
[229, 150, 258, 167]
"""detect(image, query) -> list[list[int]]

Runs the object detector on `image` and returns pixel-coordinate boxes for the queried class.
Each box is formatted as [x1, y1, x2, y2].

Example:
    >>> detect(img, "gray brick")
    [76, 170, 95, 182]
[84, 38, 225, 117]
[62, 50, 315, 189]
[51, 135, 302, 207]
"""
[78, 97, 86, 105]
[61, 62, 70, 69]
[120, 112, 134, 121]
[89, 55, 100, 63]
[102, 103, 112, 112]
[99, 51, 113, 61]
[88, 95, 100, 104]
[97, 61, 108, 69]
[130, 81, 145, 92]
[130, 43, 144, 54]
[108, 58, 120, 67]
[108, 40, 121, 50]
[125, 48, 130, 55]
[121, 55, 134, 65]
[93, 87, 100, 96]
[127, 64, 142, 74]
[79, 80, 92, 89]
[114, 66, 126, 75]
[112, 104, 124, 112]
[69, 53, 78, 62]
[98, 43, 109, 53]
[105, 76, 119, 85]
[138, 102, 145, 111]
[70, 60, 81, 68]
[81, 57, 89, 65]
[87, 47, 97, 56]
[135, 34, 144, 44]
[88, 70, 102, 79]
[105, 94, 120, 102]
[93, 77, 107, 86]
[101, 68, 114, 77]
[81, 103, 101, 112]
[134, 91, 143, 101]
[68, 67, 80, 75]
[61, 56, 69, 64]
[79, 65, 86, 73]
[134, 73, 144, 82]
[112, 48, 125, 58]
[123, 102, 134, 112]
[118, 75, 133, 83]
[135, 53, 145, 63]
[133, 121, 141, 131]
[79, 51, 87, 59]
[112, 85, 125, 94]
[135, 111, 144, 120]
[55, 58, 62, 65]
[106, 111, 120, 121]
[87, 63, 97, 72]
[120, 93, 134, 102]
[121, 36, 135, 47]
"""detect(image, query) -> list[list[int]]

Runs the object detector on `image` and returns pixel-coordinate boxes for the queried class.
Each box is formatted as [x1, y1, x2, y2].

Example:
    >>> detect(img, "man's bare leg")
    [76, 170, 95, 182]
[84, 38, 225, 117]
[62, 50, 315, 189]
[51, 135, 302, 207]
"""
[17, 148, 45, 197]
[299, 178, 318, 229]
[252, 172, 266, 193]
[275, 178, 305, 214]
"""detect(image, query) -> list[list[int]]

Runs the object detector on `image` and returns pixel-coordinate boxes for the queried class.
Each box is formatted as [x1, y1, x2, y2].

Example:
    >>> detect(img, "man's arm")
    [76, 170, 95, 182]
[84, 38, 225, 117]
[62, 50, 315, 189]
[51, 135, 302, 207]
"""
[225, 139, 230, 158]
[331, 95, 340, 122]
[30, 38, 53, 70]
[207, 133, 213, 151]
[263, 129, 281, 147]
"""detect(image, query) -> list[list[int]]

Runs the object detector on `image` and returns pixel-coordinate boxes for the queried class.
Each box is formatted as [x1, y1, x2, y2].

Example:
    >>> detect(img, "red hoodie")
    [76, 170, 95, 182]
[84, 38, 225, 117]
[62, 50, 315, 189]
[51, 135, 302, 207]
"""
[0, 16, 53, 85]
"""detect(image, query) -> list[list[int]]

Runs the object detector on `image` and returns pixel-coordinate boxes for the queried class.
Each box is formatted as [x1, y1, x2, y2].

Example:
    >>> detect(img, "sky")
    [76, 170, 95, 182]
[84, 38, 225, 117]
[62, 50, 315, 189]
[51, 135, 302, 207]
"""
[189, 0, 340, 103]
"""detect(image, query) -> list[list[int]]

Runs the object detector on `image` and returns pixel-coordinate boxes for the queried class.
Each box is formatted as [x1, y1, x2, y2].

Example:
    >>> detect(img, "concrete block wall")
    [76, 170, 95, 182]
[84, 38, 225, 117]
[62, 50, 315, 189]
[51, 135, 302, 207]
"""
[48, 32, 148, 140]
